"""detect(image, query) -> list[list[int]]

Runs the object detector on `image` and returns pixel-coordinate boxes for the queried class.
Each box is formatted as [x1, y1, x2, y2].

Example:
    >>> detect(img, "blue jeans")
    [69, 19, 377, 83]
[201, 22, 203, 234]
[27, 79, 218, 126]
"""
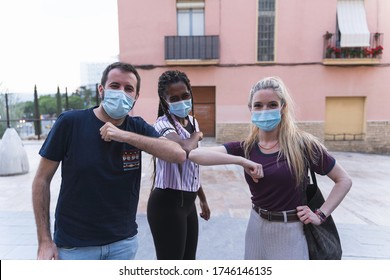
[57, 235, 138, 260]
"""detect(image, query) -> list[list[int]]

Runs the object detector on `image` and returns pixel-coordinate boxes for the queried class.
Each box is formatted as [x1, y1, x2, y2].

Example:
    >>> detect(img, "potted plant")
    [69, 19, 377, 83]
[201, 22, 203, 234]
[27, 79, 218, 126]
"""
[326, 45, 334, 58]
[372, 45, 384, 58]
[324, 31, 333, 40]
[363, 47, 372, 58]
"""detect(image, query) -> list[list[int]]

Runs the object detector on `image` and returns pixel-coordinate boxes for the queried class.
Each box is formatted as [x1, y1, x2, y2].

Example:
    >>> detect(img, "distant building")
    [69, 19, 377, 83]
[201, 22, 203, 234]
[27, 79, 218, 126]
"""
[80, 61, 116, 90]
[117, 0, 390, 154]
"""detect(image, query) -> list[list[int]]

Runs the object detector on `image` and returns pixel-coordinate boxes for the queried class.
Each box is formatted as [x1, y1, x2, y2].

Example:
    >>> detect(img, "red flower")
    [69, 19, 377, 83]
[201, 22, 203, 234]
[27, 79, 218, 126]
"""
[332, 47, 341, 54]
[372, 45, 384, 56]
[363, 48, 372, 56]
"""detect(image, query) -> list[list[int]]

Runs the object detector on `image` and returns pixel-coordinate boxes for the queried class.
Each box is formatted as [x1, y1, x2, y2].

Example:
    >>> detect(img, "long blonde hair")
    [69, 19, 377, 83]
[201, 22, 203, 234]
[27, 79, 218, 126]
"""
[243, 77, 325, 187]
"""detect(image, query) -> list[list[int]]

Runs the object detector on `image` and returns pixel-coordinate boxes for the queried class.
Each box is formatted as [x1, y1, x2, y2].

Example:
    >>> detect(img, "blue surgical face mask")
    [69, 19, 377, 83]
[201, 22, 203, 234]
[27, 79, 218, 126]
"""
[168, 99, 192, 118]
[251, 109, 281, 132]
[102, 89, 135, 119]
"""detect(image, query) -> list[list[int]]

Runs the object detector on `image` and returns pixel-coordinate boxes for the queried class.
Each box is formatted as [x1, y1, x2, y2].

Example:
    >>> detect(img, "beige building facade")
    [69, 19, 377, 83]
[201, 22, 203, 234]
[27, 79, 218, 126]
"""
[117, 0, 390, 154]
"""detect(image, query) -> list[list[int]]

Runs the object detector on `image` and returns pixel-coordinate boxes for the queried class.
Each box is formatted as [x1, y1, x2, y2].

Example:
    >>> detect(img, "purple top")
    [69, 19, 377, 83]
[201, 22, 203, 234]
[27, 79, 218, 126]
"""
[223, 142, 336, 211]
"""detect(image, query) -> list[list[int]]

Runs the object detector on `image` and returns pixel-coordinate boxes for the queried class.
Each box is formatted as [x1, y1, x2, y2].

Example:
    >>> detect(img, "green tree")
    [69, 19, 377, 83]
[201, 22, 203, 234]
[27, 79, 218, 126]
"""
[64, 87, 69, 111]
[39, 95, 57, 116]
[0, 93, 7, 137]
[56, 86, 62, 116]
[21, 101, 35, 118]
[34, 85, 42, 139]
[0, 93, 22, 121]
[68, 95, 84, 109]
[0, 93, 23, 137]
[0, 94, 6, 122]
[75, 86, 95, 107]
[15, 101, 33, 119]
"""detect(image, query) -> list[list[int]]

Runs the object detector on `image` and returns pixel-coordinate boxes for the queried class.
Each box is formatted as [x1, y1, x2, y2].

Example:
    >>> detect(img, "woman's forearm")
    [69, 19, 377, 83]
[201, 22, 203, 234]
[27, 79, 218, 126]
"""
[188, 147, 244, 166]
[319, 163, 352, 217]
[189, 146, 263, 183]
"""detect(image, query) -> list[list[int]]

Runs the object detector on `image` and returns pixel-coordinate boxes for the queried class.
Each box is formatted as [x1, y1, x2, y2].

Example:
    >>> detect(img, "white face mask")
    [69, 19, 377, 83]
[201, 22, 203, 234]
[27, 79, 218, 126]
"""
[102, 89, 135, 119]
[168, 99, 192, 118]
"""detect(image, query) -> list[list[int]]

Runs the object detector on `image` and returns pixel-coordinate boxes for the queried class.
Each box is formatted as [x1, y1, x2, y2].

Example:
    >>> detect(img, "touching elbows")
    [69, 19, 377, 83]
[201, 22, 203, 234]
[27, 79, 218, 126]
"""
[156, 138, 187, 164]
[168, 142, 187, 163]
[176, 148, 187, 164]
[187, 148, 201, 164]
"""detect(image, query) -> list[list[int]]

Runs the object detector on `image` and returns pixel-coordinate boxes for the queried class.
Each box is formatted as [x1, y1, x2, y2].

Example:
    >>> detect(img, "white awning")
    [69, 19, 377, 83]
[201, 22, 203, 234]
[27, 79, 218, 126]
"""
[337, 0, 370, 47]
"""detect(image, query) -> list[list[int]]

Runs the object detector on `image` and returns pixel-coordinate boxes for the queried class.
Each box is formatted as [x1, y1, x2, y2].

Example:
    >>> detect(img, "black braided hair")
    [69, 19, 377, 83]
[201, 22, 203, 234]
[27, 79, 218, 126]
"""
[157, 70, 196, 131]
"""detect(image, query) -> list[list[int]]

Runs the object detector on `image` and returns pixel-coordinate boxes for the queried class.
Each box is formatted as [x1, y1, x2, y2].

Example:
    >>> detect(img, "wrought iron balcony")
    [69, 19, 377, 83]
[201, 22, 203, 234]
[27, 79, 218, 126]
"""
[165, 35, 219, 63]
[322, 32, 384, 65]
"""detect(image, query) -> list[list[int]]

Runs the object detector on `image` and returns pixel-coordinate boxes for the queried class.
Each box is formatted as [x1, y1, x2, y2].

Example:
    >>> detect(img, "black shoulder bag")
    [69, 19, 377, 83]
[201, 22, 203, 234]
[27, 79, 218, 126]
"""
[303, 169, 342, 260]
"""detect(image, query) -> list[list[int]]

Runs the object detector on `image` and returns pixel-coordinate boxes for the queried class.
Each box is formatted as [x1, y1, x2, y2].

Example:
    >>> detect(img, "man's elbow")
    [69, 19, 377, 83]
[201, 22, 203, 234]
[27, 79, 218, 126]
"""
[157, 138, 186, 163]
[165, 140, 187, 163]
[171, 148, 186, 163]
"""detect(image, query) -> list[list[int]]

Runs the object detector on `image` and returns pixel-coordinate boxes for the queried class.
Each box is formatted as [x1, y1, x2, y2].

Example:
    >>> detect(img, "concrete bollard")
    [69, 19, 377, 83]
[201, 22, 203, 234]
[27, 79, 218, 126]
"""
[0, 128, 30, 176]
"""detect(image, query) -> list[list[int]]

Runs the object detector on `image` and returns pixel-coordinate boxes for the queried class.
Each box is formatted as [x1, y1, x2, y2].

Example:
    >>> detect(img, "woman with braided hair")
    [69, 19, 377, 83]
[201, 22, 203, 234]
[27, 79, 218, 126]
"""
[147, 70, 262, 259]
[146, 70, 210, 260]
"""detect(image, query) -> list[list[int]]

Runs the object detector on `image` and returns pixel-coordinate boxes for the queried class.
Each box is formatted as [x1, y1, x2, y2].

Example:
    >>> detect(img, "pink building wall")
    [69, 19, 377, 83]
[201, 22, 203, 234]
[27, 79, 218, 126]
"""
[118, 0, 390, 151]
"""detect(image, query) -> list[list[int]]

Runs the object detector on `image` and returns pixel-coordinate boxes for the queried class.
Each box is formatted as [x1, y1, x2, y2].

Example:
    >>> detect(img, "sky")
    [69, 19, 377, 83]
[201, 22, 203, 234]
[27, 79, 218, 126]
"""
[0, 0, 119, 100]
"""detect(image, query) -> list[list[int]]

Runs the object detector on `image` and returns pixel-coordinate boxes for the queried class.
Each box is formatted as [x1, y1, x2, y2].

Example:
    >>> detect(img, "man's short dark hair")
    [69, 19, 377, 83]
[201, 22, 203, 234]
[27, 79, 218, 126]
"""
[101, 62, 141, 95]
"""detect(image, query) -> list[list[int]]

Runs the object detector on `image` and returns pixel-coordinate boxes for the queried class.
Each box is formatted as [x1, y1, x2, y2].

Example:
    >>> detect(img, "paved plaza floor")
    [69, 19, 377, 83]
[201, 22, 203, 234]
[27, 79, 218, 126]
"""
[0, 139, 389, 260]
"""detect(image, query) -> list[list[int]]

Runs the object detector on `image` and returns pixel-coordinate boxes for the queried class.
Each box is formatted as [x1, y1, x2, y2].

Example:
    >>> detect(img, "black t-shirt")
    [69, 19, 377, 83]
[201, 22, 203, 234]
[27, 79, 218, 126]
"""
[39, 107, 160, 247]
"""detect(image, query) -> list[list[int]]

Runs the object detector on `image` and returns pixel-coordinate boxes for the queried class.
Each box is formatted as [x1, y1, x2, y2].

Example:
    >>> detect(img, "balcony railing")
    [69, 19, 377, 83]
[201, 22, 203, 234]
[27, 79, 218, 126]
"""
[323, 32, 383, 64]
[165, 35, 219, 62]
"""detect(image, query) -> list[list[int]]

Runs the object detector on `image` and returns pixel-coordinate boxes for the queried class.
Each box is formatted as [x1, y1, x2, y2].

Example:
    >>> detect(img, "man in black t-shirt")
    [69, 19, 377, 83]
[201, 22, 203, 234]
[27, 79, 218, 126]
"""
[32, 62, 186, 260]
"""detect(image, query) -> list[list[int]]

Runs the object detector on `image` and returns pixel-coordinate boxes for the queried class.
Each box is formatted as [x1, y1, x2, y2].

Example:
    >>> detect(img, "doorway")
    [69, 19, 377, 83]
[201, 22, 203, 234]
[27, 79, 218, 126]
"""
[192, 86, 215, 137]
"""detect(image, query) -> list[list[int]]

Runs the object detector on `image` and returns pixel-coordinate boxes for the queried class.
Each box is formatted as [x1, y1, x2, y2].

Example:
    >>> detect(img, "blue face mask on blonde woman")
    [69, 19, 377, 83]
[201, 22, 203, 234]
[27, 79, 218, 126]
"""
[251, 109, 281, 132]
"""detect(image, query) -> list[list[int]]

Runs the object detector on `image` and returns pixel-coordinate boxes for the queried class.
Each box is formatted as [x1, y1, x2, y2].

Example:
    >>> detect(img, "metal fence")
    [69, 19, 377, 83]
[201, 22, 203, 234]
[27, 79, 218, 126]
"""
[0, 118, 56, 140]
[0, 86, 100, 139]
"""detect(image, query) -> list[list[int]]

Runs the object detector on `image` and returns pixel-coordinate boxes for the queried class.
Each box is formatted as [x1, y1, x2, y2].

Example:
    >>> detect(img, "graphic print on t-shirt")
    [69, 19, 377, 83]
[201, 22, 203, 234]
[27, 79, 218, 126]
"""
[122, 150, 140, 171]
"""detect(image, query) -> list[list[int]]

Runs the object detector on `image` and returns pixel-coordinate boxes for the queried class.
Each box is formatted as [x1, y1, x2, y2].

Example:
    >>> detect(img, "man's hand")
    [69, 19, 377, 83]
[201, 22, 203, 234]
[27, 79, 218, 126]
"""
[37, 240, 59, 260]
[99, 122, 125, 142]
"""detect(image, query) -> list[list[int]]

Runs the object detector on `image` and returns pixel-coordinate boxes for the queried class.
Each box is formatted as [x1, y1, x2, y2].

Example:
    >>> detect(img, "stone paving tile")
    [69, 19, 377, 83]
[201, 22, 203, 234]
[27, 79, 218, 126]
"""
[1, 139, 390, 260]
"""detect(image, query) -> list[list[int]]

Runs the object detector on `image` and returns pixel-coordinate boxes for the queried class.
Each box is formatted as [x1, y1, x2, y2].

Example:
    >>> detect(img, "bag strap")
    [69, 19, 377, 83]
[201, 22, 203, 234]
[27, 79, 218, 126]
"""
[310, 169, 317, 186]
[303, 168, 318, 205]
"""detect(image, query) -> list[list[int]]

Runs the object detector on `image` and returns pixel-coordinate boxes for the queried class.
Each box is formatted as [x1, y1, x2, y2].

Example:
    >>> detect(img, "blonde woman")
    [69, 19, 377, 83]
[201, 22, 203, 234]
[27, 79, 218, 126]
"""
[147, 70, 262, 259]
[189, 77, 352, 259]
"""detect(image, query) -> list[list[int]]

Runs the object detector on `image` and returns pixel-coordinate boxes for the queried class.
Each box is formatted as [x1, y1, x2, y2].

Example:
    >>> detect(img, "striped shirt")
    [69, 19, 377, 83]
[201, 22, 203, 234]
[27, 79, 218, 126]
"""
[154, 115, 200, 192]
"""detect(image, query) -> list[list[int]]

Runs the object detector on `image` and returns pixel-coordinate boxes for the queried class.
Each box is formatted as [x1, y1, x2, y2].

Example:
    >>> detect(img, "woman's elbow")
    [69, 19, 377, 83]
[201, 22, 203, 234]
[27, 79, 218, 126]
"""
[187, 149, 201, 163]
[340, 175, 352, 193]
